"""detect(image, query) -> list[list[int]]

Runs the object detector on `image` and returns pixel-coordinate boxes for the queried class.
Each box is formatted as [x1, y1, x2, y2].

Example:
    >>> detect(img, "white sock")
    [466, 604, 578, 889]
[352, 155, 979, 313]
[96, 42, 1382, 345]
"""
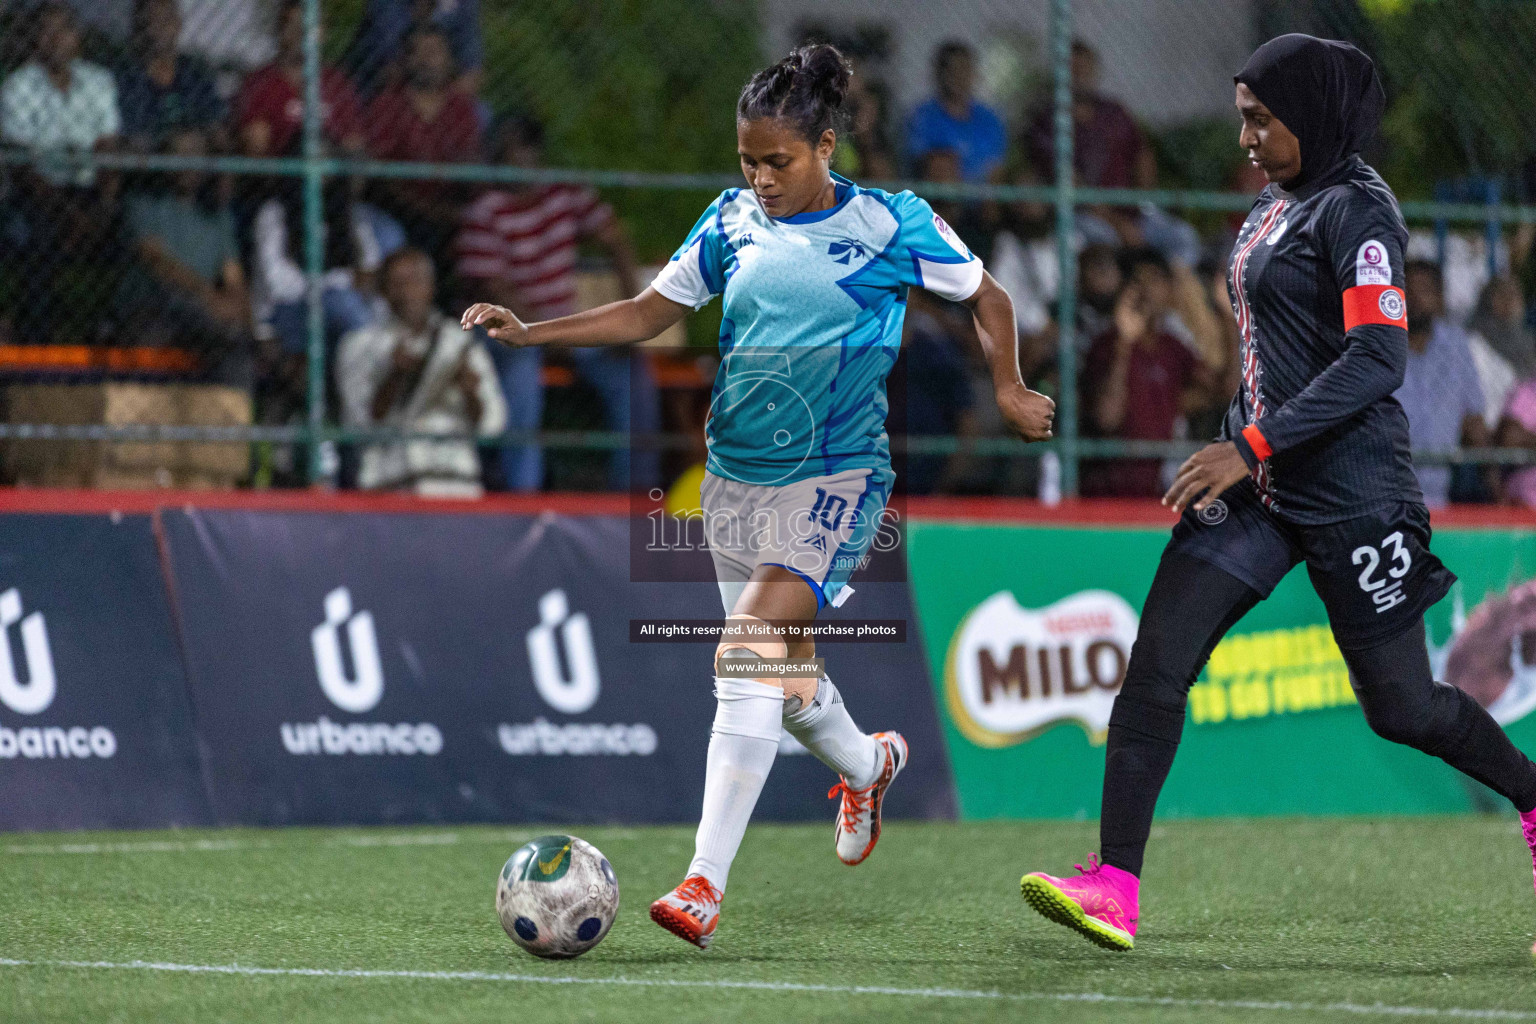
[782, 675, 882, 789]
[686, 677, 783, 893]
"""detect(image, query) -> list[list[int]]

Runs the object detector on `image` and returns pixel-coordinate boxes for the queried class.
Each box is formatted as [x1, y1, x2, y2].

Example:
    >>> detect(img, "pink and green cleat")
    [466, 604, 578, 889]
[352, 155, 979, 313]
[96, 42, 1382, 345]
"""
[1522, 806, 1536, 895]
[1020, 854, 1139, 951]
[1522, 807, 1536, 959]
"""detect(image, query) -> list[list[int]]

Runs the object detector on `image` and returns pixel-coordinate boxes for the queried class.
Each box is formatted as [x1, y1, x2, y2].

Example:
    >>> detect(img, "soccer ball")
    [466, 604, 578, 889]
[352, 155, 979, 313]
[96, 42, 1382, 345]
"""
[496, 834, 619, 959]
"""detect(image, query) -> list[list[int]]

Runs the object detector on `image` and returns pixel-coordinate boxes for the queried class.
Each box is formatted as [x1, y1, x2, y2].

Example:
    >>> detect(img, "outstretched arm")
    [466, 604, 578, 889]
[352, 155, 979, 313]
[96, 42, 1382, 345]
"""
[461, 287, 690, 349]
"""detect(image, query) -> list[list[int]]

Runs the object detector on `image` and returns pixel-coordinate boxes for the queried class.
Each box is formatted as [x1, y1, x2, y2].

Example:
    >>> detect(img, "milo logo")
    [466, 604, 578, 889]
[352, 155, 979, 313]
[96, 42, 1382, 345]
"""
[945, 590, 1138, 747]
[506, 835, 575, 883]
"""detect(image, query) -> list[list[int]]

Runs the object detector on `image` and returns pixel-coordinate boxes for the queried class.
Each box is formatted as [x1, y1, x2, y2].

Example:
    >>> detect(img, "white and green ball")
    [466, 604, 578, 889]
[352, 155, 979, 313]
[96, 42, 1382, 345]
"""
[496, 834, 619, 959]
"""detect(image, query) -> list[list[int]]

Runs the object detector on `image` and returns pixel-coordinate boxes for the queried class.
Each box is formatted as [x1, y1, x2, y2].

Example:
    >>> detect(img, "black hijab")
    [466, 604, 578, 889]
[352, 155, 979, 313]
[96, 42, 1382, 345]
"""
[1235, 34, 1385, 190]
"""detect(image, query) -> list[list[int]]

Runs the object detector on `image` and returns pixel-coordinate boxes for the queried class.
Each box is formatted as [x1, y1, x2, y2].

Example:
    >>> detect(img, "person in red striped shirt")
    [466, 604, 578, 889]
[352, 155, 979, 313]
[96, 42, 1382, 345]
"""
[454, 113, 657, 491]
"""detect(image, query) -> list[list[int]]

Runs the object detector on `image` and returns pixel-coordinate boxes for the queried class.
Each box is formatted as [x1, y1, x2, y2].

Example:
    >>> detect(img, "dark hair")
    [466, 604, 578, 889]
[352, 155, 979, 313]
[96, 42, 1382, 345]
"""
[281, 177, 356, 273]
[1405, 259, 1443, 289]
[405, 23, 452, 55]
[737, 43, 851, 146]
[132, 0, 177, 36]
[32, 1, 74, 32]
[1120, 246, 1171, 279]
[381, 246, 433, 280]
[493, 111, 545, 153]
[934, 40, 972, 73]
[1081, 242, 1118, 270]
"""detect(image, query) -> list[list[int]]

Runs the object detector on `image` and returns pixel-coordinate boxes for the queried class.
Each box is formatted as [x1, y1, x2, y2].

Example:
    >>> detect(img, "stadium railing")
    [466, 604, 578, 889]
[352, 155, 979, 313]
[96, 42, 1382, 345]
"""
[0, 0, 1532, 495]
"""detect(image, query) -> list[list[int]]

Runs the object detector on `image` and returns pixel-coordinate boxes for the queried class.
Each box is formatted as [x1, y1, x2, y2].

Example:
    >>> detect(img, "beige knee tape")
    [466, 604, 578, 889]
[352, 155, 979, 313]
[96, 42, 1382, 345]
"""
[716, 614, 788, 687]
[781, 672, 819, 713]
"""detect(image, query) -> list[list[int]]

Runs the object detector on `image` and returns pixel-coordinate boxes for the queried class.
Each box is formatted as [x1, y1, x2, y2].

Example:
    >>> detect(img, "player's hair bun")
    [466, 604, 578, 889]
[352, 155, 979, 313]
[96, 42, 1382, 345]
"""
[797, 43, 852, 111]
[738, 43, 853, 146]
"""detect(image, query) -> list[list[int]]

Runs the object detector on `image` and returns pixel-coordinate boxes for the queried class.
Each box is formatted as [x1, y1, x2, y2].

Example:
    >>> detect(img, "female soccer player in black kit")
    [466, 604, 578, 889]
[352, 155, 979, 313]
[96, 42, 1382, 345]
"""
[1020, 34, 1536, 952]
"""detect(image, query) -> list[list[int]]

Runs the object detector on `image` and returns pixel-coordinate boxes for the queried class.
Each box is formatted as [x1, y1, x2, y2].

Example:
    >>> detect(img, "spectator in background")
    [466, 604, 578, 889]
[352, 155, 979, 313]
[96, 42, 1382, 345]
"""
[1497, 381, 1536, 509]
[1079, 248, 1221, 497]
[116, 128, 252, 385]
[887, 289, 979, 494]
[1192, 249, 1242, 441]
[915, 147, 991, 258]
[455, 113, 659, 492]
[1027, 39, 1148, 190]
[1470, 276, 1536, 415]
[838, 66, 895, 180]
[1074, 243, 1123, 350]
[365, 25, 479, 264]
[904, 41, 1006, 184]
[1397, 260, 1496, 507]
[344, 0, 484, 98]
[338, 248, 505, 497]
[1017, 243, 1123, 384]
[987, 163, 1058, 361]
[250, 176, 385, 358]
[116, 0, 226, 154]
[2, 2, 120, 191]
[1, 1, 122, 343]
[235, 0, 363, 158]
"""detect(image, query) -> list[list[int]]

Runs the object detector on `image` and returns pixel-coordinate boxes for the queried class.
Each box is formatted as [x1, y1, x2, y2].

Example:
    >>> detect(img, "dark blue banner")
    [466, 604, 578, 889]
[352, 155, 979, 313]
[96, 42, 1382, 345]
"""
[0, 514, 210, 831]
[160, 509, 953, 826]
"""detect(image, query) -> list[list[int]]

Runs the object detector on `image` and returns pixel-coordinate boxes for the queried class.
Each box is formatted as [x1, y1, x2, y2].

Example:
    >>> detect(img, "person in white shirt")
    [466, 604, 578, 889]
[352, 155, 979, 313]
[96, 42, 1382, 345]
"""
[338, 248, 505, 496]
[1, 2, 123, 343]
[1, 2, 120, 188]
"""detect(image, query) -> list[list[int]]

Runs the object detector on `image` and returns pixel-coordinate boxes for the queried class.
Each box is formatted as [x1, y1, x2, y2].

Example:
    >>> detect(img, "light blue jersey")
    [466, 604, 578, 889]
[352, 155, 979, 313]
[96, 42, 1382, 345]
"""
[651, 173, 983, 488]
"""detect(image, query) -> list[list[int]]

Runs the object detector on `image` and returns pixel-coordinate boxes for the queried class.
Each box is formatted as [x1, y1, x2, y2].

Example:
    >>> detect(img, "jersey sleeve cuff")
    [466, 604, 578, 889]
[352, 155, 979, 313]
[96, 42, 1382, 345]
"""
[650, 267, 714, 311]
[1235, 425, 1271, 468]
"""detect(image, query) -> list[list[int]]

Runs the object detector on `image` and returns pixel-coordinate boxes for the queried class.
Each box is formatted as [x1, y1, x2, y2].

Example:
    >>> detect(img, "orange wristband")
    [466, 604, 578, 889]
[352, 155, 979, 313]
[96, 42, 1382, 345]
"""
[1242, 424, 1272, 461]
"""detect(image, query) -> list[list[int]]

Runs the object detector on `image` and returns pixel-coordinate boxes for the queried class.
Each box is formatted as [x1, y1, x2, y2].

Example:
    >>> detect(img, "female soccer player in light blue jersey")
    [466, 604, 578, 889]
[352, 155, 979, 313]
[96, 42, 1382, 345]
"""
[463, 43, 1055, 949]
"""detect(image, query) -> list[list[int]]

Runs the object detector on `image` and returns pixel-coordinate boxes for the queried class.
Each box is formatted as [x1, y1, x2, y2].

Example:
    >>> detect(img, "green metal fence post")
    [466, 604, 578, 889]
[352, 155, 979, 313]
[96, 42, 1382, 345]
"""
[301, 0, 326, 483]
[1050, 0, 1079, 497]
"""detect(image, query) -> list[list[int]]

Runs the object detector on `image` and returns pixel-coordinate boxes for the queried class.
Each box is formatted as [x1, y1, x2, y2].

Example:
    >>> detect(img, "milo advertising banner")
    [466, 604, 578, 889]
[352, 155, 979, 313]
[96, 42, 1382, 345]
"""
[907, 517, 1536, 819]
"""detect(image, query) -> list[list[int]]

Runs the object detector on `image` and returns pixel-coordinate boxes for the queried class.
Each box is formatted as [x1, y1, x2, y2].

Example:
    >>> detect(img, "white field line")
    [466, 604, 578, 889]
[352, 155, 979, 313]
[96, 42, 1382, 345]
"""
[0, 831, 522, 855]
[0, 957, 1532, 1020]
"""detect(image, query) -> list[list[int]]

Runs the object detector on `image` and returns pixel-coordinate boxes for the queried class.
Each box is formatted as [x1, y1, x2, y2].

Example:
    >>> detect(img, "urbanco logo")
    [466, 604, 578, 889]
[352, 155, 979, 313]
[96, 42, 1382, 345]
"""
[526, 588, 599, 715]
[281, 587, 439, 756]
[499, 589, 657, 757]
[0, 587, 54, 715]
[310, 587, 383, 714]
[0, 588, 116, 760]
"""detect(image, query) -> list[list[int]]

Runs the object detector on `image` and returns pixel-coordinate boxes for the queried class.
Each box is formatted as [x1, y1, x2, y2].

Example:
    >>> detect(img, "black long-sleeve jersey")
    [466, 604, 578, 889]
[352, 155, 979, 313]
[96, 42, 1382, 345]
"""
[1221, 155, 1422, 524]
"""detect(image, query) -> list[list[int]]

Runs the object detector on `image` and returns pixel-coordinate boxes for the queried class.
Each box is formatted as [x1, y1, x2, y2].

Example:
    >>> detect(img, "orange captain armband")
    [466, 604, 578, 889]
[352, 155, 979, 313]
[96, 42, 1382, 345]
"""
[1342, 284, 1408, 331]
[1241, 424, 1272, 462]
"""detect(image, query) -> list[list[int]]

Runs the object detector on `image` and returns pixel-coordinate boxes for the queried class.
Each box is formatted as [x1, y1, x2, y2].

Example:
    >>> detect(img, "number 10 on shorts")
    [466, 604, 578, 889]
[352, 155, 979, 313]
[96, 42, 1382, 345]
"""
[810, 487, 848, 531]
[1352, 531, 1412, 613]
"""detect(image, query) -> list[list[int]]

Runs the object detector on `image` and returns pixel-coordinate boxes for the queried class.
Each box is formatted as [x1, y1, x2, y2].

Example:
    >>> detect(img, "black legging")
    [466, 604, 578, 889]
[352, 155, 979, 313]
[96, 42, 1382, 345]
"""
[1100, 551, 1536, 877]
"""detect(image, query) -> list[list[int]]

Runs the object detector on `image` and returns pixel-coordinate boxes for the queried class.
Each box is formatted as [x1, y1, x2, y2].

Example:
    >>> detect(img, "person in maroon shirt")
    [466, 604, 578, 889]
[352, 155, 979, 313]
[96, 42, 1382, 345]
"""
[1081, 248, 1220, 497]
[365, 24, 480, 263]
[1027, 40, 1149, 190]
[234, 0, 363, 158]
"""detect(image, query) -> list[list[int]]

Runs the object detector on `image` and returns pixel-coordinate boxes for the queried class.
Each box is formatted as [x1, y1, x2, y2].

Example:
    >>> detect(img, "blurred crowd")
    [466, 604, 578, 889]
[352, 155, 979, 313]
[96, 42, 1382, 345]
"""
[1, 2, 1534, 504]
[0, 0, 653, 494]
[858, 36, 1536, 508]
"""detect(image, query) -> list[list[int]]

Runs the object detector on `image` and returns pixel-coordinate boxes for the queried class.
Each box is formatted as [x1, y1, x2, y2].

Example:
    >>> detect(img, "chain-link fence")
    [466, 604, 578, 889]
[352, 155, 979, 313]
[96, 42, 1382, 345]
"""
[0, 0, 1533, 501]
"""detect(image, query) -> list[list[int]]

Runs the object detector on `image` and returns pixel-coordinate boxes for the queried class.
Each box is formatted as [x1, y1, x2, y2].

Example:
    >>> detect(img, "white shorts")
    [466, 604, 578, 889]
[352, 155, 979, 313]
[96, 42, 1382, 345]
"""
[700, 466, 892, 615]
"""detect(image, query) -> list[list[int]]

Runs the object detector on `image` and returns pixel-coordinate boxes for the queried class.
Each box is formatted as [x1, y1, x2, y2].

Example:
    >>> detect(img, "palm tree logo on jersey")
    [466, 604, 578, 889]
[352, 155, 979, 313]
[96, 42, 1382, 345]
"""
[827, 238, 869, 265]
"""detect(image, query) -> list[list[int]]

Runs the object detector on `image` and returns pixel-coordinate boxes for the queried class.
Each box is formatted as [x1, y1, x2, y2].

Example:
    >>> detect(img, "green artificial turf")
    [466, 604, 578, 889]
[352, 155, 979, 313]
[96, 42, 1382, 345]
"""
[1, 817, 1534, 1023]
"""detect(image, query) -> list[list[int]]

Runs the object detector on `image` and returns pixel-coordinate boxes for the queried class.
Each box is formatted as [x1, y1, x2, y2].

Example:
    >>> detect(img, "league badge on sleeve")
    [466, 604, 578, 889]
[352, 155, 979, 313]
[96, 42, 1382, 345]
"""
[1355, 240, 1392, 286]
[933, 213, 972, 259]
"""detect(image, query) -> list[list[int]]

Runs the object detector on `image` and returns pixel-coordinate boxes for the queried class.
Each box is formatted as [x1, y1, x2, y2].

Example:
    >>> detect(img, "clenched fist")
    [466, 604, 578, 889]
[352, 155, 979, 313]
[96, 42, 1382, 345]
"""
[996, 383, 1056, 442]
